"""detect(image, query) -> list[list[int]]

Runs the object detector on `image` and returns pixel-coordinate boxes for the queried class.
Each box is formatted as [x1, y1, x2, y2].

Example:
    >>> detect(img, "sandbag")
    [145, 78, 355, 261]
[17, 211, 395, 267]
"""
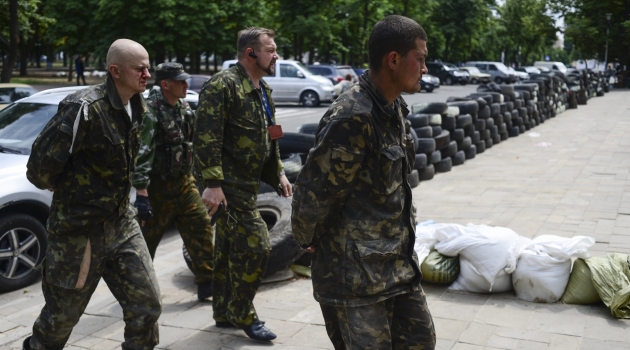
[512, 235, 595, 303]
[434, 224, 528, 290]
[449, 257, 513, 293]
[421, 250, 459, 284]
[413, 224, 438, 264]
[585, 254, 630, 318]
[561, 258, 600, 305]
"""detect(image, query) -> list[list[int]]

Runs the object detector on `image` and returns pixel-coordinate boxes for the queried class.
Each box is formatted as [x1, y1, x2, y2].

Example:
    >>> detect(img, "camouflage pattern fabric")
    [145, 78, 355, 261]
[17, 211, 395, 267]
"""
[144, 174, 214, 284]
[26, 75, 160, 349]
[133, 88, 196, 188]
[194, 62, 283, 203]
[30, 205, 161, 350]
[212, 201, 270, 327]
[291, 72, 422, 308]
[319, 289, 436, 350]
[26, 76, 145, 235]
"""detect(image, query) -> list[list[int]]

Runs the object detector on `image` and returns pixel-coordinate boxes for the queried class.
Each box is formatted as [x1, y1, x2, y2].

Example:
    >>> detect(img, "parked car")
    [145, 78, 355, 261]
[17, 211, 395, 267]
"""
[222, 59, 334, 107]
[507, 67, 529, 81]
[307, 65, 359, 85]
[465, 61, 518, 84]
[515, 66, 541, 75]
[186, 74, 212, 93]
[420, 74, 440, 92]
[426, 62, 469, 85]
[353, 67, 366, 76]
[459, 67, 491, 84]
[534, 61, 568, 74]
[0, 84, 38, 110]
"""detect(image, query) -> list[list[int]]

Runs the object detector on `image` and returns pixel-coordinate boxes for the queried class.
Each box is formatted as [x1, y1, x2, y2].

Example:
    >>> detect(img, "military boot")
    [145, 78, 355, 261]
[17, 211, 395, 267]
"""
[198, 281, 213, 301]
[22, 336, 32, 350]
[243, 321, 277, 341]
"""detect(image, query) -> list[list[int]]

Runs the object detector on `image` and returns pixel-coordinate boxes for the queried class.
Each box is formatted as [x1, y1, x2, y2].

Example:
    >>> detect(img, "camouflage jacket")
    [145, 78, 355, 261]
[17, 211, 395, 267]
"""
[291, 73, 421, 307]
[195, 62, 283, 208]
[27, 76, 145, 234]
[133, 88, 195, 189]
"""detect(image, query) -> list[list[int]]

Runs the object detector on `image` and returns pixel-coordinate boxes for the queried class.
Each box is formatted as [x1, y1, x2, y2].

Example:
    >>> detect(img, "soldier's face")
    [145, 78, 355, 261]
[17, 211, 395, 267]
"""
[166, 79, 188, 99]
[396, 39, 428, 94]
[118, 50, 151, 94]
[255, 35, 278, 76]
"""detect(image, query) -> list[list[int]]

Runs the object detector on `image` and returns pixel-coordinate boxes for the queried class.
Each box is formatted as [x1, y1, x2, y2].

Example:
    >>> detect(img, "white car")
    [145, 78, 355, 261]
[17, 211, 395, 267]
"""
[142, 87, 199, 110]
[507, 67, 529, 81]
[222, 59, 334, 107]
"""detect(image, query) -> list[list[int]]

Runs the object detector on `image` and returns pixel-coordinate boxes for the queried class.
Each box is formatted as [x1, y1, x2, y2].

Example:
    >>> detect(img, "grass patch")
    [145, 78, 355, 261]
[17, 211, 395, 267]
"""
[12, 77, 73, 85]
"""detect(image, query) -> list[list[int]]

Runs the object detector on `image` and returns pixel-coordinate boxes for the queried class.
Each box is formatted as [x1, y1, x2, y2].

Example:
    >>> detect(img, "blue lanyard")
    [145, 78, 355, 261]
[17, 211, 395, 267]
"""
[260, 85, 274, 126]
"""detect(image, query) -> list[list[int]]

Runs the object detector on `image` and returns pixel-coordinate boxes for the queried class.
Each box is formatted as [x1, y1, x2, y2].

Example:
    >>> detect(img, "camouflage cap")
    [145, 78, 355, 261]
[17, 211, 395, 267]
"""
[155, 62, 191, 82]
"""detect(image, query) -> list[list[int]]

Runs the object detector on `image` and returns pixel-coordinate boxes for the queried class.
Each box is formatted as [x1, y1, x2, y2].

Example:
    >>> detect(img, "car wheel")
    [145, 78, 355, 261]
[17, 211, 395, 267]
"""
[494, 77, 503, 84]
[300, 90, 320, 107]
[471, 78, 478, 84]
[0, 213, 47, 293]
[425, 87, 434, 93]
[445, 77, 453, 86]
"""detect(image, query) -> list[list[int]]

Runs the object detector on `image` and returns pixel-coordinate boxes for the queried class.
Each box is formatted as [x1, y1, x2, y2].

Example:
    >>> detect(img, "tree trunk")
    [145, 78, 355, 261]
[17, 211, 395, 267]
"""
[19, 33, 29, 77]
[68, 54, 73, 82]
[213, 52, 218, 72]
[0, 0, 19, 83]
[205, 51, 209, 72]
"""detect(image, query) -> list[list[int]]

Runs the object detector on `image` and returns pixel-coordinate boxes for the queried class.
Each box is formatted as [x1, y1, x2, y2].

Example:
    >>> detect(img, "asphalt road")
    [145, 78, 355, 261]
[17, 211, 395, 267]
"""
[277, 83, 479, 132]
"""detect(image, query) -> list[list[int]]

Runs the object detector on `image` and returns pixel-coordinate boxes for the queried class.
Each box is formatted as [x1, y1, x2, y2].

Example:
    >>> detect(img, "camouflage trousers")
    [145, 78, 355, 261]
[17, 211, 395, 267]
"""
[145, 174, 214, 285]
[213, 198, 270, 327]
[319, 289, 436, 350]
[30, 205, 161, 350]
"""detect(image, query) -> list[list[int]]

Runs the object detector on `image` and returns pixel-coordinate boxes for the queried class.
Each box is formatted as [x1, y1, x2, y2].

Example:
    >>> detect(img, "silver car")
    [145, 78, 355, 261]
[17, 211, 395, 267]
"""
[222, 59, 334, 107]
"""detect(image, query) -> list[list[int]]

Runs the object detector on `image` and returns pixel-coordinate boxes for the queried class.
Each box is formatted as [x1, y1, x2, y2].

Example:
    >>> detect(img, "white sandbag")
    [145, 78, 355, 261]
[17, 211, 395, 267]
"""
[512, 235, 595, 303]
[449, 257, 513, 293]
[414, 224, 438, 264]
[434, 223, 529, 289]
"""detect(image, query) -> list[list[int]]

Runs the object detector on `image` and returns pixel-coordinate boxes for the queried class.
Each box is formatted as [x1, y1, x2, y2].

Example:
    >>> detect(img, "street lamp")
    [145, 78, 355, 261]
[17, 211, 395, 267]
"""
[604, 13, 612, 70]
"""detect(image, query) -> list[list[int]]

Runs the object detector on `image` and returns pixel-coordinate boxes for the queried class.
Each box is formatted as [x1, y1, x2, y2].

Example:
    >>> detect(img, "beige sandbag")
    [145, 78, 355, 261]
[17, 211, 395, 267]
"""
[561, 258, 600, 304]
[421, 250, 459, 284]
[585, 254, 630, 318]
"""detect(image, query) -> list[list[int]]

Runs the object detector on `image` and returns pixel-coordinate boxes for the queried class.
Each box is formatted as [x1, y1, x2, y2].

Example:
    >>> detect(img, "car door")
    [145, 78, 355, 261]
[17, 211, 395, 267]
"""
[262, 63, 281, 100]
[276, 63, 305, 102]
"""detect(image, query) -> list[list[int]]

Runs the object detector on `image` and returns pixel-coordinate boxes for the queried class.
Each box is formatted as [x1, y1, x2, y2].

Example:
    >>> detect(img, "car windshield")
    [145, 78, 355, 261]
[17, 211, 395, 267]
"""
[554, 62, 568, 72]
[445, 64, 458, 70]
[0, 87, 37, 104]
[495, 63, 510, 72]
[295, 62, 313, 76]
[0, 103, 57, 155]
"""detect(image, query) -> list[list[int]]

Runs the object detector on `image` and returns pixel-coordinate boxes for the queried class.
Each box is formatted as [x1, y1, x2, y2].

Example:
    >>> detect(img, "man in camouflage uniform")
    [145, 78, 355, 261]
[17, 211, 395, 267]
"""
[133, 62, 214, 300]
[195, 27, 292, 341]
[291, 16, 436, 350]
[22, 39, 161, 350]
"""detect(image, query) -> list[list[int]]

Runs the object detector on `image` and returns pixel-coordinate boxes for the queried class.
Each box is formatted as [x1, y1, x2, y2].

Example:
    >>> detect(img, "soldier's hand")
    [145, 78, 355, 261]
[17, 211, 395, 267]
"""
[305, 244, 317, 253]
[134, 195, 153, 227]
[203, 187, 227, 216]
[279, 175, 292, 198]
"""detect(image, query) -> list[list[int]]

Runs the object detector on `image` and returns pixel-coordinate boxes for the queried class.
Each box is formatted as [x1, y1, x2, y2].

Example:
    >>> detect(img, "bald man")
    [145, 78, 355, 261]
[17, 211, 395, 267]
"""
[23, 39, 161, 350]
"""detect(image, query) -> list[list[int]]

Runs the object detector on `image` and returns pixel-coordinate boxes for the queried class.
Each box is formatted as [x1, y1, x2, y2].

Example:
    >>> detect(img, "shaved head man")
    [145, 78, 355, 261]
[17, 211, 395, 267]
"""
[23, 39, 161, 350]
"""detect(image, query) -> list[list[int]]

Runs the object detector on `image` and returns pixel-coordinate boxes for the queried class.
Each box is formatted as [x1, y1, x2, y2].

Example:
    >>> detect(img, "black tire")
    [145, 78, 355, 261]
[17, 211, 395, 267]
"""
[456, 114, 472, 128]
[471, 78, 478, 84]
[471, 130, 481, 144]
[490, 103, 500, 118]
[475, 141, 486, 154]
[445, 77, 453, 85]
[425, 87, 434, 93]
[434, 130, 451, 150]
[475, 119, 486, 131]
[485, 138, 493, 149]
[478, 105, 491, 119]
[441, 115, 456, 130]
[500, 131, 509, 141]
[464, 145, 477, 160]
[414, 126, 433, 138]
[408, 128, 419, 152]
[447, 101, 479, 115]
[417, 164, 435, 181]
[450, 128, 464, 141]
[494, 77, 503, 84]
[492, 133, 501, 144]
[278, 132, 315, 155]
[499, 102, 507, 114]
[0, 213, 47, 293]
[485, 117, 495, 130]
[431, 126, 443, 136]
[434, 157, 452, 173]
[297, 123, 319, 135]
[300, 90, 320, 107]
[414, 153, 428, 170]
[440, 141, 457, 158]
[407, 114, 430, 128]
[505, 101, 514, 111]
[429, 150, 441, 164]
[452, 151, 465, 166]
[457, 136, 472, 151]
[413, 102, 448, 115]
[259, 181, 277, 194]
[409, 169, 420, 188]
[416, 138, 436, 154]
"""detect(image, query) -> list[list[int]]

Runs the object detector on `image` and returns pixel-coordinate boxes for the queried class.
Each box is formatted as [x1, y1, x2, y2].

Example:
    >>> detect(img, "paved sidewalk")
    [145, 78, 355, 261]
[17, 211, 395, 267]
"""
[1, 90, 630, 349]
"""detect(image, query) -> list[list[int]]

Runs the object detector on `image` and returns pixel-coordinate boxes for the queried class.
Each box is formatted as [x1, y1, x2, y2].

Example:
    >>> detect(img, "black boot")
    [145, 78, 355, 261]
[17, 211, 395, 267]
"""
[22, 336, 32, 350]
[197, 281, 213, 301]
[243, 321, 277, 341]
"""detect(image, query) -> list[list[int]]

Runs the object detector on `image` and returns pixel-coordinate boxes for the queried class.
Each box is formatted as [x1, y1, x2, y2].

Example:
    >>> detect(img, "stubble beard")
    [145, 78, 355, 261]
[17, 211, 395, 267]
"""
[257, 59, 275, 76]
